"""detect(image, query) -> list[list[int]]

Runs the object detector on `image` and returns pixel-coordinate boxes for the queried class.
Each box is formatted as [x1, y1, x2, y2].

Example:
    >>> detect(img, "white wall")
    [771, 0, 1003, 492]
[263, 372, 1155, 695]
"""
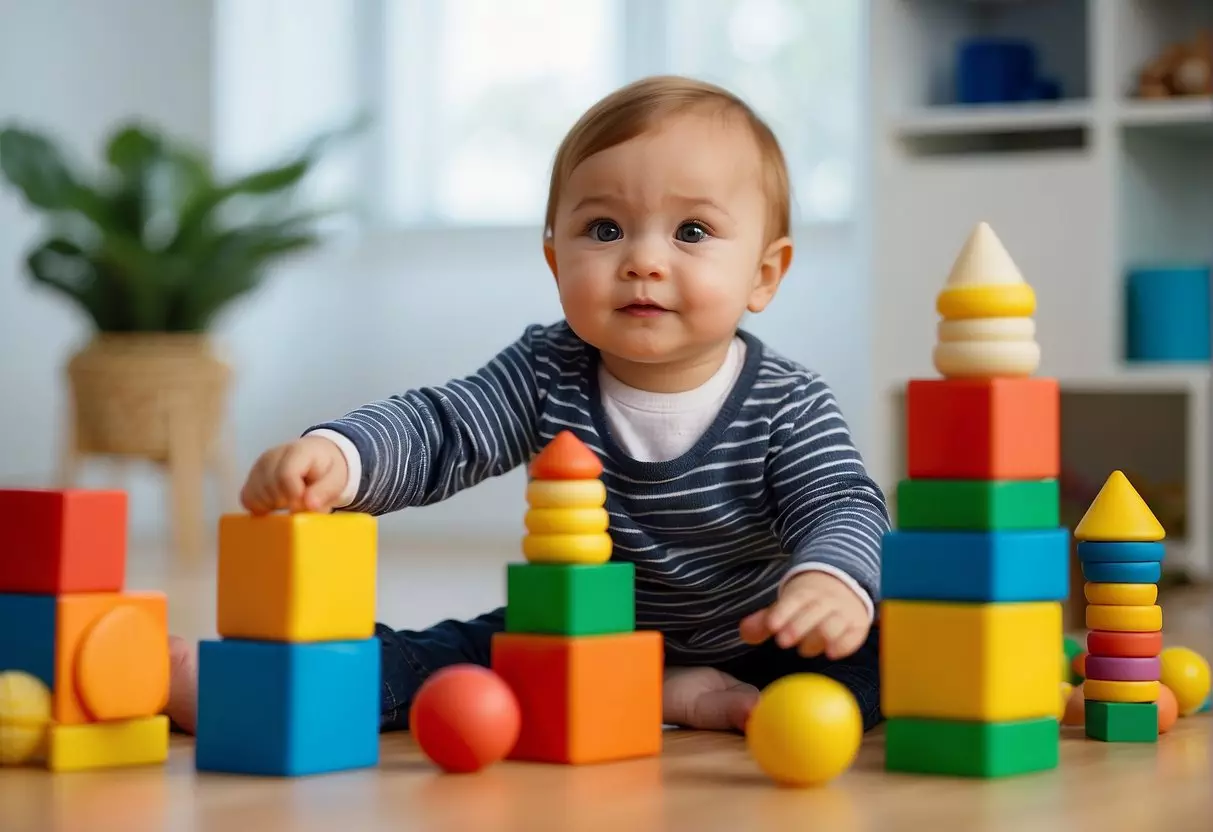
[0, 0, 870, 547]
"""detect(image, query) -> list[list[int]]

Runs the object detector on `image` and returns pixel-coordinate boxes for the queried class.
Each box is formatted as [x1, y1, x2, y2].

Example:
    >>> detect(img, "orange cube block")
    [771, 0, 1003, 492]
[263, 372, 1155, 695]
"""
[491, 631, 663, 764]
[906, 377, 1059, 479]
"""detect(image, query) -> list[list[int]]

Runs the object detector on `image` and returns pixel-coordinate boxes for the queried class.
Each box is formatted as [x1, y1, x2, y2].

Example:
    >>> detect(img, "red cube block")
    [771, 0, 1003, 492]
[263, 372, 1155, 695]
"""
[906, 377, 1059, 480]
[0, 489, 127, 593]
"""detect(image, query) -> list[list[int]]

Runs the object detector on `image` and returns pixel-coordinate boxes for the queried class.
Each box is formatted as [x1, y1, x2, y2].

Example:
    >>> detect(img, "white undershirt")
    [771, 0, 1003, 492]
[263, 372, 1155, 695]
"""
[312, 334, 873, 618]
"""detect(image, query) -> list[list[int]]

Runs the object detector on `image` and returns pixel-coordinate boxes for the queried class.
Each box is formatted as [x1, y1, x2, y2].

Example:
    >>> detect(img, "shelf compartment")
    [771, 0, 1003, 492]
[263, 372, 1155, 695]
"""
[1115, 0, 1213, 101]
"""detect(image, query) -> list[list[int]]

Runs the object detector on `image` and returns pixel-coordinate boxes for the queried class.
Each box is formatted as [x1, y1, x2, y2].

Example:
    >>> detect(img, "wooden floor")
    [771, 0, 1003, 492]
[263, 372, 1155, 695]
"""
[2, 538, 1211, 832]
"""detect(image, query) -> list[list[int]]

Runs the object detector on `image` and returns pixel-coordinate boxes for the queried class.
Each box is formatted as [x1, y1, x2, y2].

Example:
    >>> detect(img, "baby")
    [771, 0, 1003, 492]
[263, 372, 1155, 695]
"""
[164, 74, 889, 736]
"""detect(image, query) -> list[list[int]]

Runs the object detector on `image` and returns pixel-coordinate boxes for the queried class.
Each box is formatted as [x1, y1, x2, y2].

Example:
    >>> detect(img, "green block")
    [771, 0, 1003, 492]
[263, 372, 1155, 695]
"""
[505, 562, 634, 635]
[1085, 701, 1158, 742]
[886, 717, 1059, 777]
[1064, 635, 1084, 684]
[895, 478, 1060, 530]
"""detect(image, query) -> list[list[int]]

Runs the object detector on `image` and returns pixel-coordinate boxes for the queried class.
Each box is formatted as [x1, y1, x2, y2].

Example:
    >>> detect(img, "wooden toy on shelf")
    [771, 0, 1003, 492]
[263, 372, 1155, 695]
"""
[1137, 29, 1212, 98]
[882, 222, 1068, 778]
[0, 488, 170, 772]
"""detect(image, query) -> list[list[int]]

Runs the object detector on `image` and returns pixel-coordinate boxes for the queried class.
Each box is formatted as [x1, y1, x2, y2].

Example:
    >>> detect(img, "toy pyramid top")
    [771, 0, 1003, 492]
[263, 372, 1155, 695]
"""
[932, 222, 1042, 378]
[1074, 470, 1166, 542]
[528, 430, 603, 480]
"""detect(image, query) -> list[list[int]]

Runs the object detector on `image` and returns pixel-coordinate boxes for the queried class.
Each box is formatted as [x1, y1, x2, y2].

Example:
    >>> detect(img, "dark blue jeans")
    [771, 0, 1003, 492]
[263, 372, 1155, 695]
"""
[376, 609, 883, 733]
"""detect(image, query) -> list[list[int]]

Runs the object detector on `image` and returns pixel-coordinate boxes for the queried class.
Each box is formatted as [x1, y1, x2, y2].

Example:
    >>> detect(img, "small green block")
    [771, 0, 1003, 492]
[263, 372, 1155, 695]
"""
[886, 717, 1059, 777]
[505, 562, 634, 635]
[895, 479, 1060, 530]
[1064, 635, 1084, 684]
[1085, 700, 1158, 742]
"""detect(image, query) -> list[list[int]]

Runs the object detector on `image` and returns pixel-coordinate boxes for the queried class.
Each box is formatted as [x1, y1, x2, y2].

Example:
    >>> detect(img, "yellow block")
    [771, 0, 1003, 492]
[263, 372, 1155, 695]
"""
[881, 600, 1061, 721]
[1074, 470, 1165, 541]
[1084, 582, 1158, 606]
[217, 512, 377, 641]
[1083, 680, 1161, 703]
[525, 479, 606, 509]
[522, 533, 612, 564]
[524, 507, 610, 535]
[47, 715, 169, 772]
[1085, 604, 1162, 632]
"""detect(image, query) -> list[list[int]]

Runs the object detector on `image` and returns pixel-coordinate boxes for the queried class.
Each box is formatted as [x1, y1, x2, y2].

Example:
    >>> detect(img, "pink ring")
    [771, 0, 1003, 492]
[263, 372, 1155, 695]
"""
[1084, 655, 1161, 682]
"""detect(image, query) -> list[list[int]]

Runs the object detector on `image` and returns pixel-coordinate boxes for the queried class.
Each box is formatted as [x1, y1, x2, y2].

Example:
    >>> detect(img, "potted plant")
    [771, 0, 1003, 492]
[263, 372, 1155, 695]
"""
[0, 119, 353, 471]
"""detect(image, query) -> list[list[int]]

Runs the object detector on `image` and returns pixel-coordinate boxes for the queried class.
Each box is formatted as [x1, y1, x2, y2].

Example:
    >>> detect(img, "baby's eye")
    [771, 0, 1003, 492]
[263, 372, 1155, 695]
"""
[675, 222, 709, 243]
[586, 220, 622, 242]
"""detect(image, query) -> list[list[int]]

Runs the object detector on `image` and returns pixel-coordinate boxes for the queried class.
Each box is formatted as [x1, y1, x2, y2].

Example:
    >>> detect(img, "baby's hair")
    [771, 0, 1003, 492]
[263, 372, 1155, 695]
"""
[543, 75, 791, 245]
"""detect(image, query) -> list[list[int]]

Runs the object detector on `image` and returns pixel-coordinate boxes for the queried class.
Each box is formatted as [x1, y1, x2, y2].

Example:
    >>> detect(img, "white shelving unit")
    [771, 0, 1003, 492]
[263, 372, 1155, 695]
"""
[866, 0, 1213, 579]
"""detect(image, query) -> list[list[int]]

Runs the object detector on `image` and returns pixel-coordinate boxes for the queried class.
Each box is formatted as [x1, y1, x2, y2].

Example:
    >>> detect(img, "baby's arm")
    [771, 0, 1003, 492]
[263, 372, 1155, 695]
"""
[304, 324, 548, 516]
[766, 376, 889, 619]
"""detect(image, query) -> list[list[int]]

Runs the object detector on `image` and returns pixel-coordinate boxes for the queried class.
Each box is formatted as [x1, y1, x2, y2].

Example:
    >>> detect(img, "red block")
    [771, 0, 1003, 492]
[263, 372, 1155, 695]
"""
[0, 489, 126, 593]
[906, 377, 1059, 479]
[1086, 629, 1163, 658]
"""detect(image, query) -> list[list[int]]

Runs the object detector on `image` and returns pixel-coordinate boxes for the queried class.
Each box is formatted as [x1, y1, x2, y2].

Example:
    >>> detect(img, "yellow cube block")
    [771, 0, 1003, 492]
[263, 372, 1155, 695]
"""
[217, 512, 377, 641]
[881, 600, 1061, 721]
[48, 714, 169, 772]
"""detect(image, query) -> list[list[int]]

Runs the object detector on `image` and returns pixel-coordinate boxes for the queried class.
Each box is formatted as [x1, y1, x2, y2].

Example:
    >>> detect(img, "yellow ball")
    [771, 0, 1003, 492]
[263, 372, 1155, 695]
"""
[746, 673, 861, 787]
[1160, 646, 1211, 716]
[0, 670, 53, 766]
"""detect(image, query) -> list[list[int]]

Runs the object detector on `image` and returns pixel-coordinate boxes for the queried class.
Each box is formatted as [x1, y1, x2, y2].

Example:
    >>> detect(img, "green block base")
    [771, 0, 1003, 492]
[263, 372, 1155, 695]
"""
[886, 717, 1059, 777]
[1085, 700, 1159, 742]
[895, 479, 1060, 530]
[505, 562, 634, 635]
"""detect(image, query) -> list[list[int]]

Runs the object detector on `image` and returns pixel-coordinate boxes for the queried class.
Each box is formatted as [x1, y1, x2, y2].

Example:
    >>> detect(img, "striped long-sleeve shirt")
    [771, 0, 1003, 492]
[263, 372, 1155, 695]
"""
[308, 320, 889, 664]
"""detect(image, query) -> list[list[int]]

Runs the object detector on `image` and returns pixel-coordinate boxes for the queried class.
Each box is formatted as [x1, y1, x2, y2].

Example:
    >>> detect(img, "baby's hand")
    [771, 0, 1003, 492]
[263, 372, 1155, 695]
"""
[739, 571, 870, 660]
[240, 435, 349, 515]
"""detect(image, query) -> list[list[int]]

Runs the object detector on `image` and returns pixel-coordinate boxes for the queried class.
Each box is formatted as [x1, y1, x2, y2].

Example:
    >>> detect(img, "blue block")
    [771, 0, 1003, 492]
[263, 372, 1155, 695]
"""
[1126, 264, 1211, 362]
[195, 638, 380, 777]
[0, 594, 57, 689]
[1077, 541, 1165, 564]
[881, 528, 1070, 602]
[1081, 561, 1161, 583]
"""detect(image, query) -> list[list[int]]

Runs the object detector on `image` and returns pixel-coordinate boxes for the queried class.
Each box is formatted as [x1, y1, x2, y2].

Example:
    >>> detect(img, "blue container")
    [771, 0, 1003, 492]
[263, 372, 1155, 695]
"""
[1125, 264, 1212, 362]
[956, 38, 1038, 104]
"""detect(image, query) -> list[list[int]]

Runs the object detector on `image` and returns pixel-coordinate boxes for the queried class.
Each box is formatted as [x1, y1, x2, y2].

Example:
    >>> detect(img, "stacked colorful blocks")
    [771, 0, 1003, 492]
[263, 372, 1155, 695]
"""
[1074, 470, 1166, 742]
[881, 223, 1069, 778]
[490, 430, 663, 764]
[195, 511, 381, 776]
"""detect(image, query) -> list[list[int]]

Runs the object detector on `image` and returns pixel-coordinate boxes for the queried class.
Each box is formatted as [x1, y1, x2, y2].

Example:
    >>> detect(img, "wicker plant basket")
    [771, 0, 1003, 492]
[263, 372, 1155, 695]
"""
[65, 334, 231, 460]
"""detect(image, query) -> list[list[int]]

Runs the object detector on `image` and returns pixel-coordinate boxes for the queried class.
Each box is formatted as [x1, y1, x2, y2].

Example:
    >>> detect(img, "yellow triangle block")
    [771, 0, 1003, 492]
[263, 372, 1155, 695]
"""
[1074, 470, 1165, 542]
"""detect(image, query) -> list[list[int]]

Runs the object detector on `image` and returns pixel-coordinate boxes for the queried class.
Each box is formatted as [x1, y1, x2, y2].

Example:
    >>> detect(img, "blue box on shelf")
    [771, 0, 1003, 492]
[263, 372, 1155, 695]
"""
[1126, 264, 1212, 362]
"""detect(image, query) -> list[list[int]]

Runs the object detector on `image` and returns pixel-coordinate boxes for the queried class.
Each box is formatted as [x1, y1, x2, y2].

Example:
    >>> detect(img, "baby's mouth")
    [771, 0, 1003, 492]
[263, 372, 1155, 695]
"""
[619, 301, 669, 317]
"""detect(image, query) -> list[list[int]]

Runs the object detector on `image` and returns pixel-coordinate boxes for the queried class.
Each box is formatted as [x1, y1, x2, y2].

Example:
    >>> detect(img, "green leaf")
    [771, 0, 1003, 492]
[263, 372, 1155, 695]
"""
[26, 238, 120, 330]
[0, 126, 81, 210]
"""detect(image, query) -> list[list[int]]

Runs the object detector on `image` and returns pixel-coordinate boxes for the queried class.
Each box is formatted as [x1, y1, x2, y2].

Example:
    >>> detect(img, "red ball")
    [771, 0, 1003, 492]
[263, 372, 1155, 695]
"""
[409, 665, 521, 773]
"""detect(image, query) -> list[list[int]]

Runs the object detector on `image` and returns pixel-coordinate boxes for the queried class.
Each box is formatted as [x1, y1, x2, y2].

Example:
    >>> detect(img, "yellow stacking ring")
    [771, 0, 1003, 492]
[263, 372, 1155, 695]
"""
[1083, 680, 1161, 703]
[1085, 604, 1162, 632]
[1084, 582, 1158, 606]
[522, 533, 612, 565]
[936, 283, 1036, 319]
[525, 479, 606, 509]
[524, 507, 609, 535]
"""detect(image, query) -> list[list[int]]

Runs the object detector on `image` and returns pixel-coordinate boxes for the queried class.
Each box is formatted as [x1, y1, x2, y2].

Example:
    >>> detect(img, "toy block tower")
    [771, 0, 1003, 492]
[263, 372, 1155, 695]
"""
[490, 430, 663, 764]
[194, 510, 380, 776]
[1074, 470, 1165, 742]
[0, 488, 170, 772]
[881, 222, 1069, 778]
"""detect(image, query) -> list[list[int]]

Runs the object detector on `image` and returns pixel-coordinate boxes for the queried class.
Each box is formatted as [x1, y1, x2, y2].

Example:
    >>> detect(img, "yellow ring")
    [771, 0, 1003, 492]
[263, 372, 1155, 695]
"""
[522, 533, 612, 565]
[1082, 680, 1160, 703]
[1084, 582, 1158, 606]
[1085, 604, 1162, 632]
[525, 479, 606, 509]
[524, 507, 609, 535]
[936, 283, 1036, 319]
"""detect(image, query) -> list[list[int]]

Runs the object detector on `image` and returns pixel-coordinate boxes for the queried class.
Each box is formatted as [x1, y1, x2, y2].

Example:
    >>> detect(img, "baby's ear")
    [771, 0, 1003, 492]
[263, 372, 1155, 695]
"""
[749, 236, 793, 313]
[543, 241, 558, 281]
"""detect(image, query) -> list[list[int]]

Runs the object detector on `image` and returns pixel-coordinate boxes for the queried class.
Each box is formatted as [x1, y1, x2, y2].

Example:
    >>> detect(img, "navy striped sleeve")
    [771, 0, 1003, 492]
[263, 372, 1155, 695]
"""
[307, 325, 549, 516]
[766, 376, 889, 606]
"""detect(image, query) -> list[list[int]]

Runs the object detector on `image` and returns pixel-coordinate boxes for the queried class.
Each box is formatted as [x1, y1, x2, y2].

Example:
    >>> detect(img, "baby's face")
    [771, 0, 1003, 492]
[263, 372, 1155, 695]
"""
[546, 111, 786, 379]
